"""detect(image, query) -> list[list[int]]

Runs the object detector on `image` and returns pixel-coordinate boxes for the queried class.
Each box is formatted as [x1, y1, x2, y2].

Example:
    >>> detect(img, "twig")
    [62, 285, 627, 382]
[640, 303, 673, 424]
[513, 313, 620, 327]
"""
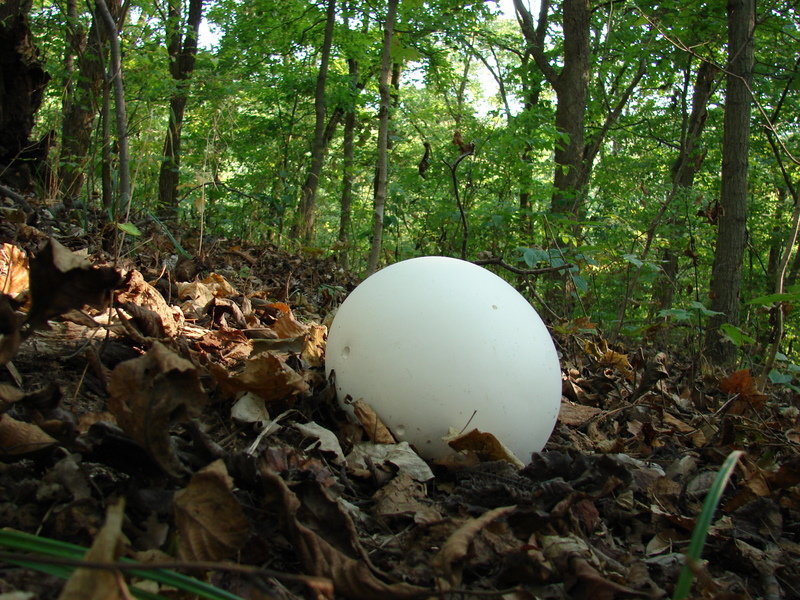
[443, 150, 473, 259]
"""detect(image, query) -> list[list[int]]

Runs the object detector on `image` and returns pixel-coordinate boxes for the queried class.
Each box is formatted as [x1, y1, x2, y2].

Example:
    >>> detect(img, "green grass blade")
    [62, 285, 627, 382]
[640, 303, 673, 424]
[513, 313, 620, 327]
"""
[672, 450, 744, 600]
[0, 529, 245, 600]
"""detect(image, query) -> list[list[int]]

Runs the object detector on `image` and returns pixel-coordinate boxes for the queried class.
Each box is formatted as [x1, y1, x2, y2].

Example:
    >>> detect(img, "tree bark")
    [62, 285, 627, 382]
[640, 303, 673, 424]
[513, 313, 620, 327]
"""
[338, 58, 359, 270]
[705, 0, 755, 363]
[157, 0, 204, 216]
[59, 0, 123, 206]
[295, 0, 337, 242]
[0, 0, 50, 190]
[366, 0, 398, 275]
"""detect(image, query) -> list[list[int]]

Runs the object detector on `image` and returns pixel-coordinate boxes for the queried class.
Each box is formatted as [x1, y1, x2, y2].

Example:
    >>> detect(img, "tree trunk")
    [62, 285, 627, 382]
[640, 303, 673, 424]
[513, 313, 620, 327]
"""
[549, 0, 589, 217]
[0, 0, 50, 190]
[366, 0, 398, 275]
[295, 0, 337, 242]
[157, 0, 204, 216]
[704, 0, 755, 363]
[645, 59, 718, 316]
[338, 58, 359, 270]
[59, 0, 122, 206]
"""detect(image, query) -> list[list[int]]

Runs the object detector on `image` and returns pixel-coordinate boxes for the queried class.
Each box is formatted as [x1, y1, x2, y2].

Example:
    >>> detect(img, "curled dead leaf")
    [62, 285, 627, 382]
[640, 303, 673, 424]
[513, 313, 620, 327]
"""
[174, 459, 250, 561]
[0, 413, 57, 455]
[108, 342, 207, 477]
[27, 238, 122, 330]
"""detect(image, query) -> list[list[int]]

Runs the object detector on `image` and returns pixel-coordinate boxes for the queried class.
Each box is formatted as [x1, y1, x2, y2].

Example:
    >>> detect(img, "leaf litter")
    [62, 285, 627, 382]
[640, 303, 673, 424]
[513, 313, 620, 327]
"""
[0, 222, 798, 599]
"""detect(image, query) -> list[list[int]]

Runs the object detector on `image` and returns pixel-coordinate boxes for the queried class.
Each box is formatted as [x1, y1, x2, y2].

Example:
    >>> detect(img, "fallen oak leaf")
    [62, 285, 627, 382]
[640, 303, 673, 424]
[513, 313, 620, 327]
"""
[26, 238, 122, 330]
[108, 342, 207, 477]
[208, 351, 308, 404]
[174, 459, 250, 561]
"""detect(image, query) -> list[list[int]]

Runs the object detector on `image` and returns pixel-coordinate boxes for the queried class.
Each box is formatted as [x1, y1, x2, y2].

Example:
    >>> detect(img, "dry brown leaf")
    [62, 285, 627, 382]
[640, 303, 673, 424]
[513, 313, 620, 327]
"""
[259, 465, 427, 600]
[558, 401, 601, 426]
[200, 272, 238, 297]
[269, 302, 308, 338]
[0, 413, 57, 455]
[27, 238, 122, 330]
[432, 505, 517, 590]
[107, 342, 207, 477]
[209, 351, 308, 403]
[446, 429, 525, 467]
[301, 324, 327, 367]
[115, 270, 183, 337]
[174, 459, 250, 561]
[58, 499, 129, 600]
[372, 472, 442, 523]
[351, 399, 396, 444]
[719, 369, 768, 413]
[0, 243, 29, 296]
[176, 281, 214, 308]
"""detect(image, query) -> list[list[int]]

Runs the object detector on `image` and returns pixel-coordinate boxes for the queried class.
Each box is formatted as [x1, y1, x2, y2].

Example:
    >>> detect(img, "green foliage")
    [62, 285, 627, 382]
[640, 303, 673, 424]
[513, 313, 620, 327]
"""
[20, 0, 800, 366]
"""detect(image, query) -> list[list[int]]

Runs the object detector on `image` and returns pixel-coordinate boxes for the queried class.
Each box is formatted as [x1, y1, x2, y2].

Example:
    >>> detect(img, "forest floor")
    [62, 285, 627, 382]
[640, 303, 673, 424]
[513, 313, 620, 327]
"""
[0, 198, 799, 600]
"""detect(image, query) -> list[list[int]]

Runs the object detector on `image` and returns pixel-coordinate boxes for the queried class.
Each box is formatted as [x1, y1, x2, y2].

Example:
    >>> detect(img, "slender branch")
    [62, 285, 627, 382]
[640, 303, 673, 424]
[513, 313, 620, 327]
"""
[443, 150, 473, 259]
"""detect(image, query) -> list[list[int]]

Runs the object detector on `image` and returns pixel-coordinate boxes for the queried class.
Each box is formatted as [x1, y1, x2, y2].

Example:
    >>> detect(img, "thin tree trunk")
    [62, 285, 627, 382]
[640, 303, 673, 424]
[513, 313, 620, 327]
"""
[338, 58, 359, 270]
[705, 0, 755, 363]
[59, 1, 118, 205]
[366, 0, 398, 275]
[95, 0, 129, 222]
[295, 0, 337, 242]
[157, 0, 204, 216]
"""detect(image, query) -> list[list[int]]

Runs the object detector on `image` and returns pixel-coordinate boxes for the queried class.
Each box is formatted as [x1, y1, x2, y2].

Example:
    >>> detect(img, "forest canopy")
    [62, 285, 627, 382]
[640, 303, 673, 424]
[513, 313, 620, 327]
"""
[3, 0, 800, 375]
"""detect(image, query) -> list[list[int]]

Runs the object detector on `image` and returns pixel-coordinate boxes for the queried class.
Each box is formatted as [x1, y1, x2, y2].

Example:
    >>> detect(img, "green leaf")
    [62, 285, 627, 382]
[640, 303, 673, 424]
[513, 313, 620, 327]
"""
[571, 274, 588, 293]
[117, 222, 142, 236]
[768, 369, 793, 385]
[689, 301, 724, 317]
[718, 323, 755, 347]
[746, 291, 800, 306]
[622, 253, 643, 268]
[658, 308, 692, 321]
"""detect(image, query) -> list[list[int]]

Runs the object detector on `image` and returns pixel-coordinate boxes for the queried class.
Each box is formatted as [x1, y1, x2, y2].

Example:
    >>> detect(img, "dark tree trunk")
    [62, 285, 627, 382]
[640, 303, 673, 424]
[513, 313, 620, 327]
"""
[0, 0, 50, 190]
[705, 0, 755, 363]
[59, 0, 123, 206]
[548, 0, 589, 217]
[338, 58, 359, 270]
[157, 0, 204, 216]
[295, 0, 337, 242]
[366, 0, 398, 275]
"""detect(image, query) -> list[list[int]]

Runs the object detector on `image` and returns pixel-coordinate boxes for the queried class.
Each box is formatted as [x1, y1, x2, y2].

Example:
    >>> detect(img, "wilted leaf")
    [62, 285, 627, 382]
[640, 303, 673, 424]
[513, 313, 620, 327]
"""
[351, 399, 396, 444]
[174, 459, 250, 561]
[294, 421, 346, 463]
[27, 238, 122, 329]
[447, 429, 525, 468]
[108, 342, 207, 477]
[200, 272, 238, 298]
[58, 499, 129, 600]
[346, 441, 434, 482]
[268, 302, 308, 338]
[0, 413, 57, 455]
[258, 465, 427, 600]
[372, 472, 441, 523]
[209, 351, 308, 403]
[0, 243, 29, 296]
[719, 369, 768, 413]
[301, 324, 327, 367]
[115, 270, 183, 337]
[433, 505, 517, 590]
